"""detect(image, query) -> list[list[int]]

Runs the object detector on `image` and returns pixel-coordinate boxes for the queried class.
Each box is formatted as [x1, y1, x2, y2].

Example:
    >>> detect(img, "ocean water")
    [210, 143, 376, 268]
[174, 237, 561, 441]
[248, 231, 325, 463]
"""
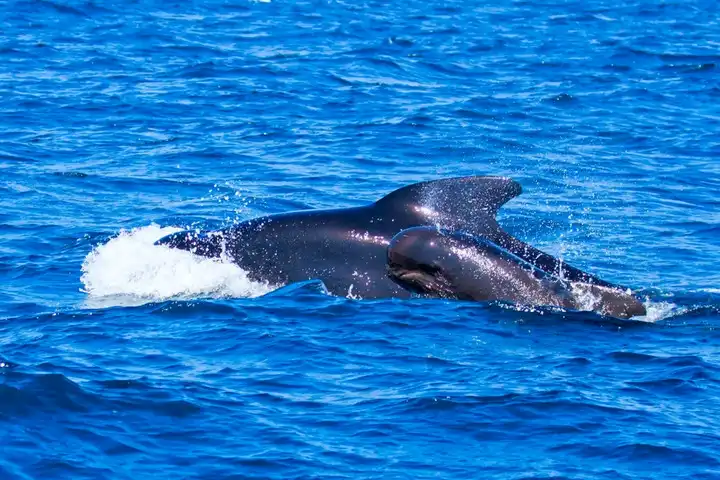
[1, 0, 720, 478]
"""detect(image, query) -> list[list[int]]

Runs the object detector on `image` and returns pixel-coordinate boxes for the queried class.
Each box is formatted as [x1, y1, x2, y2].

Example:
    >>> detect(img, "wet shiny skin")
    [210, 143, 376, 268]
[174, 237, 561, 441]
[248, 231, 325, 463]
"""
[2, 0, 719, 478]
[387, 227, 646, 318]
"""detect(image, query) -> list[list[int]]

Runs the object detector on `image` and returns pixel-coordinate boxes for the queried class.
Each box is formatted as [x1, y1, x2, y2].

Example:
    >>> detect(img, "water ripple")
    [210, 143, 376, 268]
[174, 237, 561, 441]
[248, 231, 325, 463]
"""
[1, 0, 720, 478]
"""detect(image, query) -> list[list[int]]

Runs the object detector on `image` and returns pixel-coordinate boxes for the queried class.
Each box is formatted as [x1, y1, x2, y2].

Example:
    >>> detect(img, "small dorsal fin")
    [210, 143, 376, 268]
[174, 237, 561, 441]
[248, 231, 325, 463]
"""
[375, 175, 522, 234]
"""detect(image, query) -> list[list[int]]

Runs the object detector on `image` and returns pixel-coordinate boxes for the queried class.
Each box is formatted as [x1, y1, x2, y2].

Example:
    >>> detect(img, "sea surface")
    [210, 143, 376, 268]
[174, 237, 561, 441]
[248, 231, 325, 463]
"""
[2, 0, 720, 478]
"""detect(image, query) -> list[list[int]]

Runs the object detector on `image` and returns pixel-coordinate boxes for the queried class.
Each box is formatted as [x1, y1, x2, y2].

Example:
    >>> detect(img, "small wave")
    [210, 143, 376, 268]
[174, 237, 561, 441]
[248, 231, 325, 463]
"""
[635, 298, 685, 323]
[494, 295, 678, 324]
[0, 372, 100, 416]
[80, 224, 275, 307]
[700, 288, 720, 294]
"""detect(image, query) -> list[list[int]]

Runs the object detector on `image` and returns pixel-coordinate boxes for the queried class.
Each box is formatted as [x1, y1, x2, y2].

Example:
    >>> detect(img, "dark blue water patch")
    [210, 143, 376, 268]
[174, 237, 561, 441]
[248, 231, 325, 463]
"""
[2, 0, 720, 478]
[2, 296, 720, 479]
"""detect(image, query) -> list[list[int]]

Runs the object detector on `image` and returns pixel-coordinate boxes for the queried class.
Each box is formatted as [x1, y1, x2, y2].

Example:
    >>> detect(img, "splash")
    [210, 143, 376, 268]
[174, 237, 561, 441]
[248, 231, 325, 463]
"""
[80, 224, 276, 307]
[636, 299, 685, 323]
[572, 288, 683, 323]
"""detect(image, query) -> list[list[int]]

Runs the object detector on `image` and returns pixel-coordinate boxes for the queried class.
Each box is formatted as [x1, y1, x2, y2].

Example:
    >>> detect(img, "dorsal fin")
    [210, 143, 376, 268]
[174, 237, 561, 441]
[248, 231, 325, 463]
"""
[375, 175, 522, 234]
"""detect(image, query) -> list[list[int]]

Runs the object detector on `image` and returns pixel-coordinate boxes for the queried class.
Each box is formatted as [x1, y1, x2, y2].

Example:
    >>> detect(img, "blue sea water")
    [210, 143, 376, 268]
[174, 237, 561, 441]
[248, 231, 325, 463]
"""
[1, 0, 720, 478]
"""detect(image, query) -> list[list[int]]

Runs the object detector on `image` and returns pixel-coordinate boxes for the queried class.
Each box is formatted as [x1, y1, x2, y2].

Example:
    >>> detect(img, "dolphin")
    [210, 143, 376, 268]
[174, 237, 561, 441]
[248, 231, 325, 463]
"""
[386, 226, 646, 319]
[155, 176, 633, 300]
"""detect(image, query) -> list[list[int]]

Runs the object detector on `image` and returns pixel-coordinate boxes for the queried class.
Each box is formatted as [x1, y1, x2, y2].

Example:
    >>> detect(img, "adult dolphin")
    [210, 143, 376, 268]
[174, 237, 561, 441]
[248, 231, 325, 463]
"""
[387, 226, 646, 319]
[155, 176, 626, 299]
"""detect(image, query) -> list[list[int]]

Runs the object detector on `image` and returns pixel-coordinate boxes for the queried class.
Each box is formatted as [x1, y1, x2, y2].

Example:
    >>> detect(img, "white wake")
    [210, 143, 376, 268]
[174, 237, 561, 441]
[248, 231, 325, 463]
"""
[80, 224, 276, 307]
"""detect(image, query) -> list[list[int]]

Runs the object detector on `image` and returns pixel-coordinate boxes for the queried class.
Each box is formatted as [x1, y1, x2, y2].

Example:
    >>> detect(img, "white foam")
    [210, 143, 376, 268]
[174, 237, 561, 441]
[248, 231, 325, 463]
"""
[80, 224, 276, 307]
[634, 298, 685, 323]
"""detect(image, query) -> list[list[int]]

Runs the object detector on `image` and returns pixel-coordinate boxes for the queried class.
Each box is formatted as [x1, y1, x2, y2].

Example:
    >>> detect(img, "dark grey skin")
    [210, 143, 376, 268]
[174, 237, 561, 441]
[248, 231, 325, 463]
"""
[155, 175, 629, 299]
[387, 227, 647, 319]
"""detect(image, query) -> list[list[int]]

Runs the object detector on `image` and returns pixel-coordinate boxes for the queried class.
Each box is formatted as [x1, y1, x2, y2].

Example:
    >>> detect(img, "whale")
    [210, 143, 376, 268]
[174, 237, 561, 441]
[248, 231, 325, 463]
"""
[387, 226, 646, 319]
[155, 175, 634, 301]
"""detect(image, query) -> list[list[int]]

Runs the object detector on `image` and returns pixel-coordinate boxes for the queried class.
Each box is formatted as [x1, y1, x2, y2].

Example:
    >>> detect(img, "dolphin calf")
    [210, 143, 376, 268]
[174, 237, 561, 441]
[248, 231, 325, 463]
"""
[387, 227, 646, 319]
[156, 175, 635, 302]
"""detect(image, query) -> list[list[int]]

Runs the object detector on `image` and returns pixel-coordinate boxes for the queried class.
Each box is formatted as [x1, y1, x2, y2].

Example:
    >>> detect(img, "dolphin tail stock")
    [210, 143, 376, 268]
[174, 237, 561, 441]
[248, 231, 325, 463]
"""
[155, 229, 227, 257]
[490, 230, 622, 289]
